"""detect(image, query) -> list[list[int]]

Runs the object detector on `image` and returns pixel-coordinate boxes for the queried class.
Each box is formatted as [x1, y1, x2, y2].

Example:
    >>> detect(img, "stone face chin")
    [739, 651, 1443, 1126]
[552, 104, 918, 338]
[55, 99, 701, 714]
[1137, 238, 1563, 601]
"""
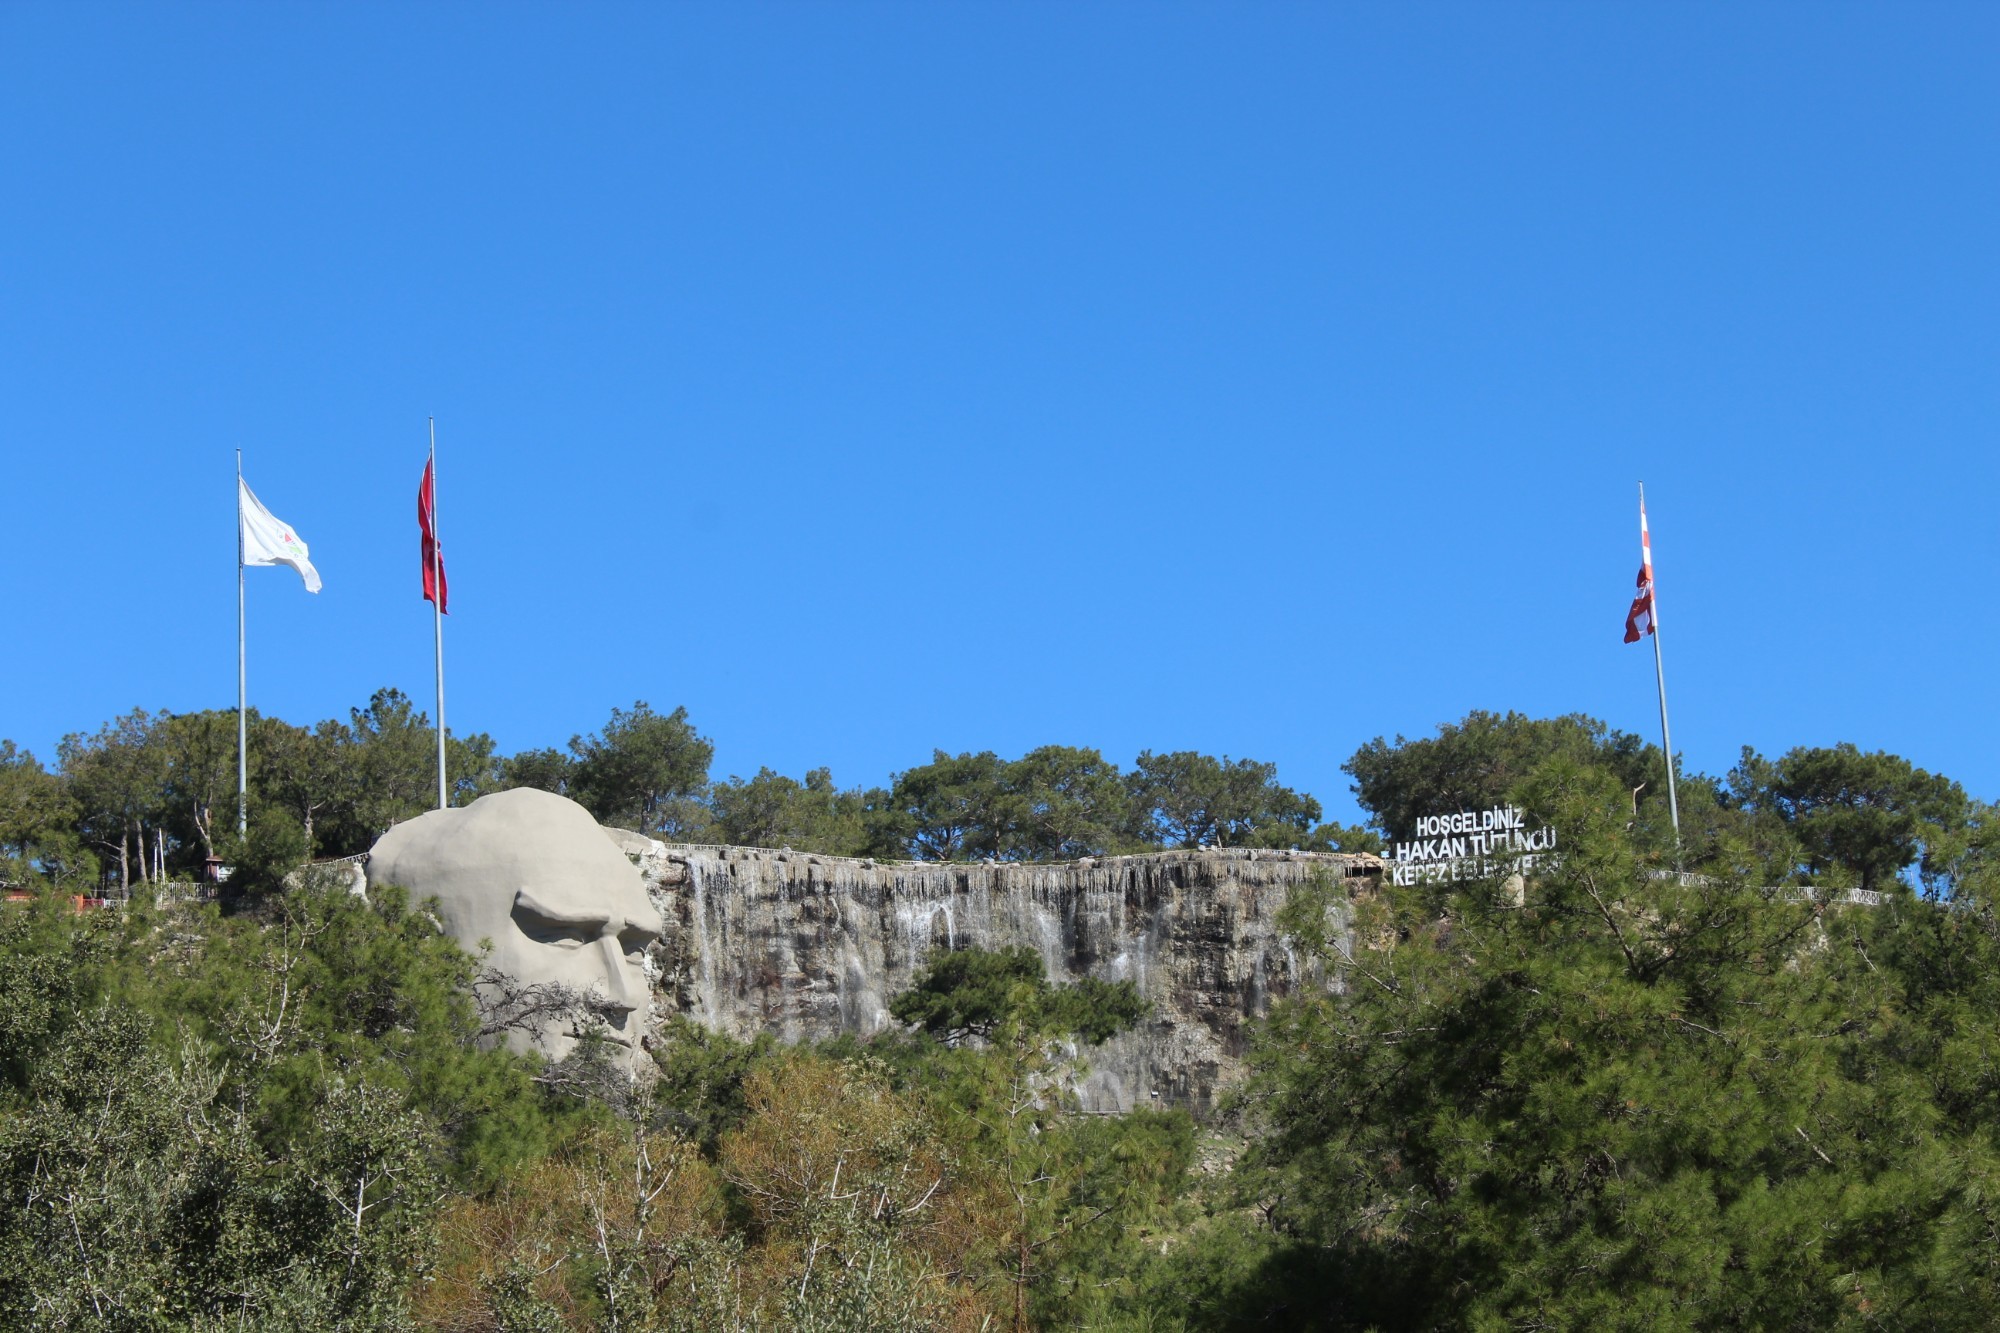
[365, 788, 663, 1067]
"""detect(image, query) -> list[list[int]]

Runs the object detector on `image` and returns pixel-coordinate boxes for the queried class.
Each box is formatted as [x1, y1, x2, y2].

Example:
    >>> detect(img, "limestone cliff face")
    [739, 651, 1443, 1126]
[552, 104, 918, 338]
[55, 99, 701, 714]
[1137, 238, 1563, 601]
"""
[630, 844, 1374, 1117]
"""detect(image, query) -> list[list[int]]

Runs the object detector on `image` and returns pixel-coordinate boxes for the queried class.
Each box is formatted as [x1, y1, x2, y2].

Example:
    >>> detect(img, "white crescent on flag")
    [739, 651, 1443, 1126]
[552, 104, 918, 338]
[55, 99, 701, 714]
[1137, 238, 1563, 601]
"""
[239, 477, 322, 593]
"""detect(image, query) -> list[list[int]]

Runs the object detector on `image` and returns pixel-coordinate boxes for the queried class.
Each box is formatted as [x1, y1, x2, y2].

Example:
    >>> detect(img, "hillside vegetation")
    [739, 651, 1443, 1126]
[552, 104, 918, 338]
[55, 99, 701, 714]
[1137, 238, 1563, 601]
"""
[2, 705, 1996, 1329]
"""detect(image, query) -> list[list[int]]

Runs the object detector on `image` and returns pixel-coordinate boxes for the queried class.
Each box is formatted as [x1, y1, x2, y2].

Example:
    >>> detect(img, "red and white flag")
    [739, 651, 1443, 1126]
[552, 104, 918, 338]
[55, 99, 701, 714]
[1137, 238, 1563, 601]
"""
[419, 459, 448, 614]
[1622, 496, 1655, 643]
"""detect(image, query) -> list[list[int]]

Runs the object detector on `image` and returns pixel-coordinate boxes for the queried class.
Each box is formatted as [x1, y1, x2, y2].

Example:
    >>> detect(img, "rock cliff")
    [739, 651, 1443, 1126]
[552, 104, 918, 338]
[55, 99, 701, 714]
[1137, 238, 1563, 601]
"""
[628, 843, 1376, 1117]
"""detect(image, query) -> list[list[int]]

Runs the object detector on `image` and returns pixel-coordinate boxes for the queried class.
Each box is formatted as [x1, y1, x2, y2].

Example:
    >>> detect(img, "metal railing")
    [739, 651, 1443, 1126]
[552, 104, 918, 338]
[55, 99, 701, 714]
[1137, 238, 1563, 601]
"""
[1644, 869, 1884, 906]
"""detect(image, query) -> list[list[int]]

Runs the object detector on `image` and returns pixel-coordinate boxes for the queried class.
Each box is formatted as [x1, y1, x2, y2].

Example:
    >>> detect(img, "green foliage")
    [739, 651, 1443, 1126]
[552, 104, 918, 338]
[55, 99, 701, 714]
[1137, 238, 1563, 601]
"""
[154, 708, 239, 864]
[45, 689, 504, 888]
[0, 898, 117, 1087]
[875, 745, 1319, 861]
[1731, 742, 1976, 893]
[569, 701, 714, 839]
[877, 749, 1011, 860]
[1302, 819, 1383, 855]
[153, 879, 561, 1185]
[1225, 756, 2000, 1330]
[58, 707, 168, 889]
[0, 881, 554, 1328]
[651, 1016, 782, 1156]
[220, 802, 311, 898]
[17, 696, 2000, 1330]
[0, 740, 83, 886]
[878, 948, 1179, 1330]
[889, 945, 1146, 1047]
[710, 766, 875, 855]
[1044, 1109, 1201, 1324]
[501, 745, 579, 798]
[1000, 744, 1138, 860]
[1043, 975, 1152, 1046]
[31, 693, 1351, 887]
[333, 687, 501, 851]
[251, 712, 351, 857]
[1129, 750, 1321, 850]
[1344, 708, 1668, 841]
[890, 945, 1047, 1043]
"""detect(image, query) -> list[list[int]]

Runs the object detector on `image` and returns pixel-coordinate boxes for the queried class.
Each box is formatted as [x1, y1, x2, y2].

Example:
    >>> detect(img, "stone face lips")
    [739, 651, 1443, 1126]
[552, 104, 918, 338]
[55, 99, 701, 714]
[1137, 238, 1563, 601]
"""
[632, 844, 1373, 1118]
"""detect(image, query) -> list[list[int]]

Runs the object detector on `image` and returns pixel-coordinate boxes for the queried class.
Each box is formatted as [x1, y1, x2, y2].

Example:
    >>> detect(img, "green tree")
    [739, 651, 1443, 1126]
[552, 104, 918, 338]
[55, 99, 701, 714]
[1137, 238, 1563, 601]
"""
[251, 713, 353, 858]
[156, 708, 240, 868]
[501, 745, 579, 798]
[152, 877, 560, 1183]
[877, 750, 1010, 861]
[1129, 750, 1320, 850]
[0, 741, 82, 887]
[569, 701, 714, 840]
[1344, 711, 1781, 876]
[997, 745, 1136, 860]
[58, 708, 167, 891]
[0, 891, 495, 1329]
[711, 766, 874, 855]
[1303, 819, 1384, 855]
[0, 1015, 446, 1330]
[322, 688, 500, 853]
[1731, 742, 1975, 894]
[1230, 757, 2000, 1330]
[224, 803, 313, 898]
[650, 1017, 782, 1157]
[885, 947, 1168, 1331]
[1343, 709, 1668, 843]
[890, 945, 1146, 1047]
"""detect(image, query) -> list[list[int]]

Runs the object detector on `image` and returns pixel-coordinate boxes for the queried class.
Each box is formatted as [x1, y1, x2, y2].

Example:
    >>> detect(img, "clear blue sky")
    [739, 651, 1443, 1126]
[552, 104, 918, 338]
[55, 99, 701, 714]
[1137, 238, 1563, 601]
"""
[3, 3, 1994, 822]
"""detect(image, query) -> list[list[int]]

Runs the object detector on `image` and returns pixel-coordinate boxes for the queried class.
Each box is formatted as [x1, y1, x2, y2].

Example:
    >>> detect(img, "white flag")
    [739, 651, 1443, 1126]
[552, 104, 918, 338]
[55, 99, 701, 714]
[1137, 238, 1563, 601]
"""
[239, 477, 322, 593]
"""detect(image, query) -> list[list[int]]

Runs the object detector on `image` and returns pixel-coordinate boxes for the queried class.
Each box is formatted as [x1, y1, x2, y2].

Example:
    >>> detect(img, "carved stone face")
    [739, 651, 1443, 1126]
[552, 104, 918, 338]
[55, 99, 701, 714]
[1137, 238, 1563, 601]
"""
[366, 788, 662, 1064]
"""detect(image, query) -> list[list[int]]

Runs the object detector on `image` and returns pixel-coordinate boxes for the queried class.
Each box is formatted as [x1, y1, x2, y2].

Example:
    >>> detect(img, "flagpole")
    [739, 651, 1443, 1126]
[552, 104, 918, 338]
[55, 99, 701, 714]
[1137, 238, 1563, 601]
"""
[237, 449, 248, 838]
[1640, 481, 1683, 850]
[430, 417, 447, 810]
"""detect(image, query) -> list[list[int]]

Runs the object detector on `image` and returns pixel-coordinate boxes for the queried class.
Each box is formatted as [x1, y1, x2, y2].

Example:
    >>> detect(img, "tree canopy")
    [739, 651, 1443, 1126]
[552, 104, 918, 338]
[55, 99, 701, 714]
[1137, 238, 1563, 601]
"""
[1343, 709, 1665, 842]
[2, 699, 1998, 1328]
[8, 692, 1354, 893]
[1213, 755, 2000, 1330]
[1730, 742, 1979, 893]
[568, 701, 714, 840]
[888, 944, 1147, 1047]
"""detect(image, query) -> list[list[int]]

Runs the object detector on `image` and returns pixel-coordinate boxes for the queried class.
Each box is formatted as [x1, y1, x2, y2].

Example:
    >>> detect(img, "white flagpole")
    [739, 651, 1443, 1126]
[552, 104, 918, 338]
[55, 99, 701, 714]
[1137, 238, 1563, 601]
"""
[1640, 481, 1682, 849]
[237, 449, 248, 837]
[430, 418, 447, 810]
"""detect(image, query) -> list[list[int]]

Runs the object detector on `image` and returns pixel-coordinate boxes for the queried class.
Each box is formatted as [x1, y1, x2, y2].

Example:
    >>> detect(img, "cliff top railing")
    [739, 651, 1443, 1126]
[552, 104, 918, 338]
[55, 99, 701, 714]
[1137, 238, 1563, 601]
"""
[646, 841, 1383, 876]
[1645, 868, 1887, 906]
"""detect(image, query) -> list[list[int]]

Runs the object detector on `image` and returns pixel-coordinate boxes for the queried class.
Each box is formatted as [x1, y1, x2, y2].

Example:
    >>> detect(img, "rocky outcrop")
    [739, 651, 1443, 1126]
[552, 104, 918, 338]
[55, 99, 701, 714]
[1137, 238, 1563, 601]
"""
[630, 844, 1376, 1118]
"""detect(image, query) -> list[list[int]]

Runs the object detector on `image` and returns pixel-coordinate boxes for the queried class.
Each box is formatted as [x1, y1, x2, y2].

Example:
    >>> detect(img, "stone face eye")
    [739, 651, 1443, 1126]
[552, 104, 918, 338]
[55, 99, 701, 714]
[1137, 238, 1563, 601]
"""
[512, 904, 593, 949]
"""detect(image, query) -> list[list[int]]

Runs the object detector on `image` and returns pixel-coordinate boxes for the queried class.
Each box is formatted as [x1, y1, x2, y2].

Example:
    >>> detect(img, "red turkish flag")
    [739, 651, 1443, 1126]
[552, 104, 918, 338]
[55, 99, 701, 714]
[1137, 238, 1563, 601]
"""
[1623, 498, 1654, 642]
[419, 459, 448, 614]
[1623, 566, 1654, 642]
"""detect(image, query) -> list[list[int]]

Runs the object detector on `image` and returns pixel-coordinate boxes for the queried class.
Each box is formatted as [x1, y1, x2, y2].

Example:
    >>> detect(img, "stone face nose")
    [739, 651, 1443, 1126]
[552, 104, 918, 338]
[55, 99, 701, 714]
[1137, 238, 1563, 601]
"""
[597, 934, 640, 1012]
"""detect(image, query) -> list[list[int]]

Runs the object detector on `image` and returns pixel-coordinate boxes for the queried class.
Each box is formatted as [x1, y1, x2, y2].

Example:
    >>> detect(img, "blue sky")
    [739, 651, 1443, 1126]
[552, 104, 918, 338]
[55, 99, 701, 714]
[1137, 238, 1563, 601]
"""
[3, 3, 1994, 822]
